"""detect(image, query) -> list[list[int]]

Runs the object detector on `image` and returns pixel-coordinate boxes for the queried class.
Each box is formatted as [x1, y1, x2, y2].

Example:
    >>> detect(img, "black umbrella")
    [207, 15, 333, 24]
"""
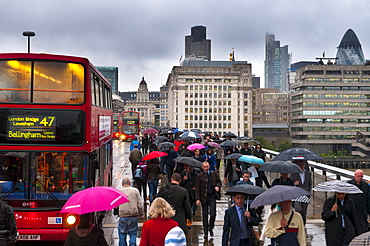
[220, 140, 239, 147]
[222, 132, 237, 138]
[258, 161, 303, 174]
[235, 136, 256, 145]
[224, 153, 243, 159]
[273, 148, 323, 161]
[154, 136, 169, 144]
[226, 185, 265, 196]
[157, 142, 176, 148]
[159, 130, 174, 135]
[226, 185, 265, 210]
[173, 156, 203, 168]
[251, 185, 310, 208]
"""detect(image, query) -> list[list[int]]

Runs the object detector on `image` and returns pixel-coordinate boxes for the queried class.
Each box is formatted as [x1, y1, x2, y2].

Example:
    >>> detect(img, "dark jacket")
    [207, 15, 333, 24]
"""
[222, 206, 259, 246]
[156, 183, 192, 235]
[146, 162, 162, 181]
[163, 150, 179, 167]
[347, 179, 370, 234]
[195, 171, 222, 203]
[0, 201, 17, 244]
[64, 225, 108, 246]
[180, 168, 200, 204]
[224, 161, 242, 182]
[322, 195, 360, 246]
[252, 149, 266, 162]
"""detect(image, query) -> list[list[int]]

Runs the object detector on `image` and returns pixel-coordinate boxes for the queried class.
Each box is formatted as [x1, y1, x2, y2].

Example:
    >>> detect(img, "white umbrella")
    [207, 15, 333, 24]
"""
[313, 180, 363, 194]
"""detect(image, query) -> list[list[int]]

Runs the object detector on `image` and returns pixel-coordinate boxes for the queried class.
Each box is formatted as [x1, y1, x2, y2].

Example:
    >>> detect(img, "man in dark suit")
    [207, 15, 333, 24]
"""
[290, 160, 312, 225]
[157, 173, 192, 235]
[347, 169, 370, 234]
[195, 161, 222, 239]
[222, 193, 260, 246]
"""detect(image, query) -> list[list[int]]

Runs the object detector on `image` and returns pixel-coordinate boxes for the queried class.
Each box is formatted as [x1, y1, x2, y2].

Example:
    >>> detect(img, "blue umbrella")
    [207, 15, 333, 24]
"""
[238, 155, 264, 165]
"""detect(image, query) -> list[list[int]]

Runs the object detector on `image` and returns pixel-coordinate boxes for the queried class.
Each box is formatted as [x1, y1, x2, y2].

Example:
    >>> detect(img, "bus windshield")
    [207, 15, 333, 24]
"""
[0, 151, 88, 201]
[0, 60, 84, 104]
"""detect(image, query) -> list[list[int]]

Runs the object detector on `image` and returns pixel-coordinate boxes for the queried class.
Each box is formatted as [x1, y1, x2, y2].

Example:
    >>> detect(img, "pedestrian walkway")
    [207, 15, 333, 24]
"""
[103, 142, 326, 245]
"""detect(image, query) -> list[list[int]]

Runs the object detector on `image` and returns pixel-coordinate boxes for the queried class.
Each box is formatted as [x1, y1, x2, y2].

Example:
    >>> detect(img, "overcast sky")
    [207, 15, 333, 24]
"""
[1, 1, 369, 92]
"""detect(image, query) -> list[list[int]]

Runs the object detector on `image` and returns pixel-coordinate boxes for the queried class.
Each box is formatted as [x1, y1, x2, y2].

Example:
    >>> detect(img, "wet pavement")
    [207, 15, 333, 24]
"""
[102, 141, 326, 245]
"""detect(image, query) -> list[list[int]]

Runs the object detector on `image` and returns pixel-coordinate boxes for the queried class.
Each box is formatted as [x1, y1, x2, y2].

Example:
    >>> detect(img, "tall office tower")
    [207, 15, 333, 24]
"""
[264, 33, 290, 92]
[336, 29, 365, 65]
[96, 66, 119, 94]
[185, 25, 211, 61]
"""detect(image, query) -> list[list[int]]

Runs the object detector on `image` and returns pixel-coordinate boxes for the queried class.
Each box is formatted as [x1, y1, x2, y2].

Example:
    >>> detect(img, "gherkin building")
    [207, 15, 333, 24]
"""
[336, 29, 365, 65]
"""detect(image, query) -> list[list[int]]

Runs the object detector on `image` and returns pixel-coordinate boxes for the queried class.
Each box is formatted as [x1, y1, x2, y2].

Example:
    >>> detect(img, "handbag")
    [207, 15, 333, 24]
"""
[273, 211, 294, 246]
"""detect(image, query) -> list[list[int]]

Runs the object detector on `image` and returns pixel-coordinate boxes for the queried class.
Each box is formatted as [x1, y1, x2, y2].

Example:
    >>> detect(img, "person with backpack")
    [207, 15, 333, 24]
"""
[0, 200, 17, 246]
[146, 159, 162, 204]
[134, 160, 147, 203]
[129, 144, 143, 180]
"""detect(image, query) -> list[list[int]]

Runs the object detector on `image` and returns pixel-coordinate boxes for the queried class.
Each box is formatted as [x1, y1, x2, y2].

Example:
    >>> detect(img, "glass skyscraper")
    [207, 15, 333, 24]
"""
[96, 66, 119, 94]
[264, 33, 290, 92]
[336, 29, 365, 65]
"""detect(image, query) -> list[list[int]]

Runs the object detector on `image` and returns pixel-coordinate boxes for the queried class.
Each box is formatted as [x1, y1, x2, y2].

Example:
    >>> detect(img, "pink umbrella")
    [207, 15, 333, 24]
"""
[143, 128, 159, 134]
[60, 186, 129, 214]
[187, 143, 206, 151]
[207, 142, 221, 148]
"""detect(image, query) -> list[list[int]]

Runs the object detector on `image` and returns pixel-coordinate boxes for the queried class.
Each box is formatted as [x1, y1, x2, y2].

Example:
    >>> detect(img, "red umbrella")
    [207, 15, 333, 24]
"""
[142, 151, 168, 161]
[143, 128, 159, 134]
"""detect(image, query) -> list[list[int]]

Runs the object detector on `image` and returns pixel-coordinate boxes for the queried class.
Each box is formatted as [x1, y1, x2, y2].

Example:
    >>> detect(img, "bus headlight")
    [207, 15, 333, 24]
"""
[66, 215, 77, 225]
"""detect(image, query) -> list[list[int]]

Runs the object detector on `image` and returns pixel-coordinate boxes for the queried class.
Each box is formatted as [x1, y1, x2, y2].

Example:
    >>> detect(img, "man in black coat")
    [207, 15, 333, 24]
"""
[162, 146, 180, 183]
[157, 173, 192, 235]
[222, 193, 259, 246]
[322, 192, 360, 246]
[347, 169, 370, 234]
[195, 161, 222, 239]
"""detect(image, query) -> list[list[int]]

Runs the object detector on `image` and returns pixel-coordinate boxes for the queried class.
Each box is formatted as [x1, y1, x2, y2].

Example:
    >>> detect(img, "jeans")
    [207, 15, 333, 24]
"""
[147, 179, 159, 203]
[118, 217, 138, 246]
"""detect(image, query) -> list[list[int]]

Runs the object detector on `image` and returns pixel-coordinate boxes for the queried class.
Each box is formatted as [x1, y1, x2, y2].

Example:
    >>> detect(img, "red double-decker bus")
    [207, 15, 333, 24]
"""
[0, 53, 113, 242]
[112, 112, 124, 140]
[121, 111, 140, 141]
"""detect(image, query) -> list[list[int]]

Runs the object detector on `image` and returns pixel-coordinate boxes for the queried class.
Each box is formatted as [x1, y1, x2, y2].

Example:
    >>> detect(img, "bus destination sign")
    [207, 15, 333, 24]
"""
[7, 116, 56, 141]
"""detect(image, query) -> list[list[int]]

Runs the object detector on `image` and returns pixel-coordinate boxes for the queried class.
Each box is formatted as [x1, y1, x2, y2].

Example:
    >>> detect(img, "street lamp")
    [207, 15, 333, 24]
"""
[22, 31, 35, 53]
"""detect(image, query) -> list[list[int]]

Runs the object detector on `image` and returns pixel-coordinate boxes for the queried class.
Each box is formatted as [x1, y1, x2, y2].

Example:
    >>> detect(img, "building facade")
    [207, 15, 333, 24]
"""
[159, 85, 169, 127]
[290, 64, 370, 155]
[252, 88, 290, 124]
[96, 66, 119, 95]
[264, 33, 290, 92]
[185, 25, 211, 61]
[119, 77, 160, 128]
[166, 60, 253, 137]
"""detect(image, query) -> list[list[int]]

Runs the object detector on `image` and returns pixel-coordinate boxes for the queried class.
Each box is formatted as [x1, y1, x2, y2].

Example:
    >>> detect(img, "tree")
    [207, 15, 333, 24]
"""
[278, 140, 292, 152]
[254, 136, 276, 151]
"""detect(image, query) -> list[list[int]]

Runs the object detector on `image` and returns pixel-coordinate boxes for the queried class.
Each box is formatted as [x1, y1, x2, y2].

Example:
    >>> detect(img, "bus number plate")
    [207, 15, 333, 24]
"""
[17, 234, 41, 240]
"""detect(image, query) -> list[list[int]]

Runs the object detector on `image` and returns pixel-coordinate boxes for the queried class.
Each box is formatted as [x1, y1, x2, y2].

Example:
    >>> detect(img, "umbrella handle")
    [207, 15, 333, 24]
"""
[246, 194, 249, 211]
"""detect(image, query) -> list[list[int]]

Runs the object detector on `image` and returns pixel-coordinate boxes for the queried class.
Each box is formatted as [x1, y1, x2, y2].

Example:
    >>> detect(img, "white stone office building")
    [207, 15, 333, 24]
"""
[166, 60, 253, 137]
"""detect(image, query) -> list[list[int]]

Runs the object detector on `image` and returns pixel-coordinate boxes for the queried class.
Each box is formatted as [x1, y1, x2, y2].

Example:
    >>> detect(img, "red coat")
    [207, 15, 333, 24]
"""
[139, 217, 178, 246]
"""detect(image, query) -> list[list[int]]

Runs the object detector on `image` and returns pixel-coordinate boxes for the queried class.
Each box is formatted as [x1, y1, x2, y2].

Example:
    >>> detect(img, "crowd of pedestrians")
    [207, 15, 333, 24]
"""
[116, 130, 370, 246]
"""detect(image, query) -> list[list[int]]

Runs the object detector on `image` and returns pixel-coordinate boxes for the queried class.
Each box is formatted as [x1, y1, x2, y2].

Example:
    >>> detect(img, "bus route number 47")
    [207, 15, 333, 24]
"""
[40, 117, 55, 126]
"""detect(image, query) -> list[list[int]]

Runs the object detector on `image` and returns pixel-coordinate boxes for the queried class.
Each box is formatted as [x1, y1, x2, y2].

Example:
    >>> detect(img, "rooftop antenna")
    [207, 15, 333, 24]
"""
[316, 52, 337, 65]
